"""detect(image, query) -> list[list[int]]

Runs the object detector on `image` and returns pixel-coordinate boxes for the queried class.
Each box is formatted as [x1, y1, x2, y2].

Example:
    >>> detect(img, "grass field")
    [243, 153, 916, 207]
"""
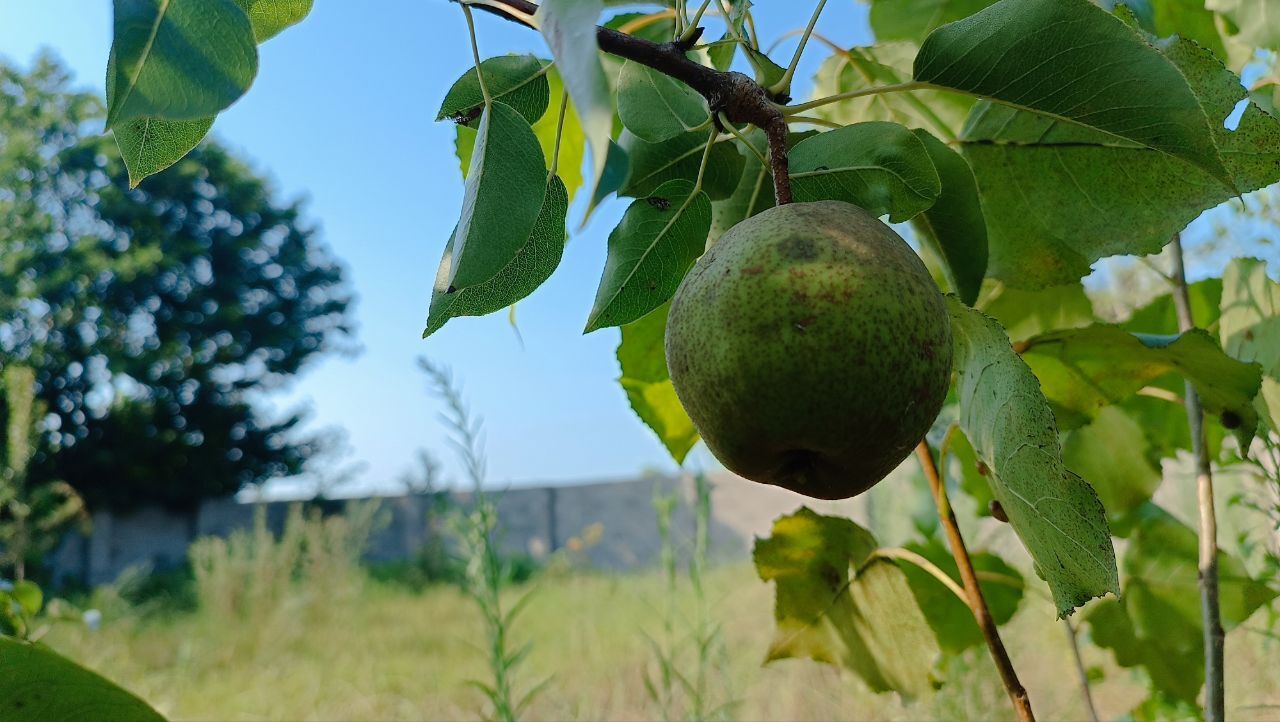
[40, 555, 1280, 722]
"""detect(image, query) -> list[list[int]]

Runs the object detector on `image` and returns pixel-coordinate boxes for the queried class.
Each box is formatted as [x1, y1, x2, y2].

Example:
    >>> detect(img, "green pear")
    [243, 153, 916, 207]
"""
[665, 201, 952, 499]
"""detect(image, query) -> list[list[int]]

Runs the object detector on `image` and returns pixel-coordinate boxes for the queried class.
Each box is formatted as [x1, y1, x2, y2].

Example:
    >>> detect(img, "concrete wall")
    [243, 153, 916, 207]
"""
[46, 471, 879, 587]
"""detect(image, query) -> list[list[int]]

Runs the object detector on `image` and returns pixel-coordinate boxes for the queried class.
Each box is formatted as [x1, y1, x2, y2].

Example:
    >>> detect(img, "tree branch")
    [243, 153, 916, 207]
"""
[917, 441, 1035, 722]
[459, 0, 793, 204]
[1169, 232, 1226, 722]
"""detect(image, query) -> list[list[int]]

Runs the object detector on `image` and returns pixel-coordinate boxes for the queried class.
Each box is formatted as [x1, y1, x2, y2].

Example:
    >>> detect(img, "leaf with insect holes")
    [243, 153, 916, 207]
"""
[1084, 502, 1278, 704]
[586, 179, 711, 331]
[948, 299, 1118, 616]
[620, 130, 745, 201]
[754, 508, 940, 697]
[1020, 324, 1263, 441]
[234, 0, 312, 42]
[789, 122, 940, 223]
[0, 636, 165, 721]
[536, 0, 614, 205]
[617, 60, 709, 143]
[1220, 257, 1280, 434]
[425, 177, 568, 338]
[448, 102, 548, 290]
[909, 129, 986, 305]
[437, 55, 550, 128]
[106, 0, 258, 127]
[956, 28, 1280, 287]
[916, 0, 1232, 188]
[617, 302, 698, 463]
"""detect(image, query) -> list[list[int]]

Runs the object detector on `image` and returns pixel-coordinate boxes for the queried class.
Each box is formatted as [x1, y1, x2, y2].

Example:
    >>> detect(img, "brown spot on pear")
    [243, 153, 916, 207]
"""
[665, 201, 952, 499]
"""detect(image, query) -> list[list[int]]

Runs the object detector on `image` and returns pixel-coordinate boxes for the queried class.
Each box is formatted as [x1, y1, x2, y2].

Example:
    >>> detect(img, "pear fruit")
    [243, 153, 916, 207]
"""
[665, 201, 952, 500]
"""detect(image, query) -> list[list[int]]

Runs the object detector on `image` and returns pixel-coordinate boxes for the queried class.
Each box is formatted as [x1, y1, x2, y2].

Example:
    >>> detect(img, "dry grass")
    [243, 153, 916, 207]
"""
[42, 557, 1280, 722]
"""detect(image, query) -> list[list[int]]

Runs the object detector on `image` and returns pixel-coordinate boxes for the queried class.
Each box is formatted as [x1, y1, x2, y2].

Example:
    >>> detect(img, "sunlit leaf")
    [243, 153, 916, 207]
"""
[948, 299, 1119, 616]
[869, 0, 997, 43]
[233, 0, 313, 42]
[112, 116, 213, 189]
[617, 303, 698, 463]
[754, 508, 940, 697]
[978, 281, 1095, 343]
[789, 122, 940, 222]
[536, 0, 614, 201]
[106, 0, 258, 126]
[586, 179, 711, 331]
[809, 42, 973, 139]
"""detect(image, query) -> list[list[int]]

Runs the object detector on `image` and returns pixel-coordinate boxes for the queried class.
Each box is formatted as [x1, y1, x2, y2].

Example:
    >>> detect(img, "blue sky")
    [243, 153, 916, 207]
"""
[0, 1, 874, 494]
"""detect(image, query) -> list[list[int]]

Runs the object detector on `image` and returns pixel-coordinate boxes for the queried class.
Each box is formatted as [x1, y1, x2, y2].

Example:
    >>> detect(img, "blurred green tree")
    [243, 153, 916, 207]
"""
[0, 54, 355, 513]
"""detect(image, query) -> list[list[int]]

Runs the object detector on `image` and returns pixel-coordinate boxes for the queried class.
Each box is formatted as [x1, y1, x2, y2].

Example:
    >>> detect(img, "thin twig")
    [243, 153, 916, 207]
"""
[917, 441, 1035, 722]
[1063, 619, 1101, 722]
[1169, 232, 1226, 722]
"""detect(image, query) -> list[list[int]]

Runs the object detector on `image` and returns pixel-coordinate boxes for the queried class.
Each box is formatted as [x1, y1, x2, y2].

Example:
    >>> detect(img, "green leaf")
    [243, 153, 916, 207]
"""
[809, 42, 974, 147]
[106, 0, 258, 126]
[709, 129, 773, 245]
[909, 129, 987, 305]
[436, 55, 551, 128]
[1206, 0, 1280, 52]
[1086, 502, 1278, 704]
[744, 47, 787, 89]
[448, 102, 548, 290]
[869, 0, 998, 43]
[619, 130, 744, 201]
[947, 427, 996, 513]
[585, 179, 711, 331]
[955, 25, 1280, 286]
[899, 539, 1024, 654]
[617, 60, 709, 143]
[424, 176, 568, 338]
[1061, 406, 1161, 534]
[789, 122, 941, 222]
[535, 69, 586, 203]
[707, 32, 737, 71]
[586, 139, 630, 218]
[233, 0, 312, 43]
[1147, 0, 1228, 60]
[979, 281, 1095, 343]
[753, 508, 940, 697]
[10, 581, 42, 618]
[1220, 257, 1280, 431]
[0, 636, 166, 721]
[536, 0, 614, 200]
[948, 299, 1119, 616]
[1122, 278, 1222, 335]
[112, 116, 214, 189]
[915, 0, 1231, 188]
[1021, 324, 1263, 440]
[617, 303, 699, 463]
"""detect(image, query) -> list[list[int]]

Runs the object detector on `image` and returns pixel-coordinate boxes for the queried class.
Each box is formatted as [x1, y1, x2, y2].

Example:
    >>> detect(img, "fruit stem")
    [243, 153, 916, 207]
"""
[916, 441, 1036, 722]
[765, 115, 792, 205]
